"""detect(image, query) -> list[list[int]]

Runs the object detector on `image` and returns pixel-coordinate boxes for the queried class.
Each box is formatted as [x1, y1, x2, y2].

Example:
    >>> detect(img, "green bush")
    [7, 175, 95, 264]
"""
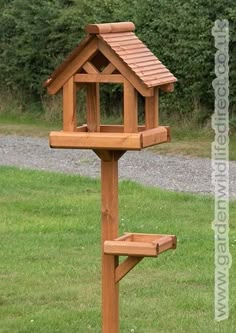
[0, 0, 235, 123]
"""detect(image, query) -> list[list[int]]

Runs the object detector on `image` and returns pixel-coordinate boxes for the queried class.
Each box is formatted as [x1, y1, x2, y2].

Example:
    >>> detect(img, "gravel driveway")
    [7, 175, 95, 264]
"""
[0, 135, 236, 198]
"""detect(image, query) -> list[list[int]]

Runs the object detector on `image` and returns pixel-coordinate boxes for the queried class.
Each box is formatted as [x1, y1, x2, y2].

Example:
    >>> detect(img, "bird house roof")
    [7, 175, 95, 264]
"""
[44, 22, 177, 96]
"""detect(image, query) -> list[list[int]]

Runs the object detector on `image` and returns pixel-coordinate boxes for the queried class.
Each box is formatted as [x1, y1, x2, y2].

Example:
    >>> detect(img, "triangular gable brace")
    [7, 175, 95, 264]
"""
[46, 36, 98, 95]
[46, 37, 154, 97]
[44, 22, 176, 97]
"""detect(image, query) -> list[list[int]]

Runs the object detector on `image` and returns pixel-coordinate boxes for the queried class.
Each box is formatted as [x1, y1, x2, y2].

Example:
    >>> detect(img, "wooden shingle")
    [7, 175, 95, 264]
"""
[98, 31, 177, 88]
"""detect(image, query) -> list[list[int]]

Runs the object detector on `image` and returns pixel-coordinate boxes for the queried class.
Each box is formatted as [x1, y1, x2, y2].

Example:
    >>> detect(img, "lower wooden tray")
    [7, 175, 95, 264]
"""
[104, 233, 177, 257]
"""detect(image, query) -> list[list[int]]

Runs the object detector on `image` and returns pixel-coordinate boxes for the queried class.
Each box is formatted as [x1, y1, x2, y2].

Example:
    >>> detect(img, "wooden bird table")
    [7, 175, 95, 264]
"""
[44, 21, 178, 333]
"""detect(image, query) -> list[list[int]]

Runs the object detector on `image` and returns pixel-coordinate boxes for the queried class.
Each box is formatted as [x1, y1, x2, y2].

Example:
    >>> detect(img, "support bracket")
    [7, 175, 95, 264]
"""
[94, 149, 125, 161]
[115, 256, 143, 284]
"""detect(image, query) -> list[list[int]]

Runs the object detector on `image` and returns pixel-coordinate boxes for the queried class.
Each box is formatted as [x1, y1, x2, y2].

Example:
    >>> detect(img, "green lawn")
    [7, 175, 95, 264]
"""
[151, 127, 236, 160]
[0, 167, 235, 333]
[0, 112, 60, 138]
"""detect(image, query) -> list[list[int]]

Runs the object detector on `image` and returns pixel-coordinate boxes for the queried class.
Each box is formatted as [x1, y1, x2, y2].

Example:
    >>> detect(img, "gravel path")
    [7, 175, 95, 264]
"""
[0, 135, 236, 198]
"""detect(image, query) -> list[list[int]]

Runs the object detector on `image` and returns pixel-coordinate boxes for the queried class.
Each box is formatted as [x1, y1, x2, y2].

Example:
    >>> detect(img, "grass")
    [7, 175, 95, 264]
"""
[151, 126, 236, 160]
[0, 166, 235, 333]
[0, 112, 60, 137]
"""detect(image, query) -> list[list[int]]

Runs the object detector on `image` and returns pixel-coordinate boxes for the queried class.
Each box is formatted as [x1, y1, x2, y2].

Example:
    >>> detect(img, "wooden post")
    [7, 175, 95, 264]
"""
[63, 76, 77, 131]
[100, 151, 120, 333]
[86, 83, 100, 132]
[124, 79, 138, 133]
[145, 88, 159, 129]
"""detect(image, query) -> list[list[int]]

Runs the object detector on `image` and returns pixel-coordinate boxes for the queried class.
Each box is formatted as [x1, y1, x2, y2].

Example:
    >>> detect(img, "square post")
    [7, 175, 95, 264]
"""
[145, 87, 159, 129]
[124, 79, 138, 133]
[86, 83, 100, 132]
[101, 151, 120, 333]
[63, 76, 77, 131]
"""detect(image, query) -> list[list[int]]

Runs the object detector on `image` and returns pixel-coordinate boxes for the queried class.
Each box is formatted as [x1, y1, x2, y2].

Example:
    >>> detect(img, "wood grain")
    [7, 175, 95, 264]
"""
[63, 77, 77, 131]
[115, 256, 143, 283]
[49, 131, 142, 150]
[124, 78, 138, 133]
[74, 73, 124, 83]
[83, 61, 99, 74]
[86, 83, 100, 132]
[102, 63, 116, 74]
[141, 127, 168, 148]
[100, 151, 121, 333]
[145, 88, 159, 129]
[86, 22, 135, 34]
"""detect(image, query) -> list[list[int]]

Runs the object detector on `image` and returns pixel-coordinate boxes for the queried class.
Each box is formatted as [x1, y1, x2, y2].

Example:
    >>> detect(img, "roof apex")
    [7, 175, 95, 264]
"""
[86, 22, 135, 34]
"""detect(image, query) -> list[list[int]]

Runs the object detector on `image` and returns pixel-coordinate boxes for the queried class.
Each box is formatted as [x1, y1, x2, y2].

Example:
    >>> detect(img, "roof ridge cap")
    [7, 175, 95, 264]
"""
[86, 22, 135, 35]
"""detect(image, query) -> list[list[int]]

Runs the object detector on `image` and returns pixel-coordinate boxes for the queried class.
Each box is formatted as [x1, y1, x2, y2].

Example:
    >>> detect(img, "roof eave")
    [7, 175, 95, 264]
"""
[43, 34, 95, 92]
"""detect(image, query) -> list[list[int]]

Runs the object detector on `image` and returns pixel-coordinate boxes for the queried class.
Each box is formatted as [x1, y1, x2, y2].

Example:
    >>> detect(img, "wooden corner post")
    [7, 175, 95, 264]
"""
[124, 79, 138, 133]
[63, 77, 77, 131]
[86, 83, 100, 132]
[145, 87, 159, 130]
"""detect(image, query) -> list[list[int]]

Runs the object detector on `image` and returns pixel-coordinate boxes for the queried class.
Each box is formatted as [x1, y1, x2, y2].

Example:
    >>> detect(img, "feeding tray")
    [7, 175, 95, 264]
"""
[104, 233, 177, 257]
[50, 125, 170, 150]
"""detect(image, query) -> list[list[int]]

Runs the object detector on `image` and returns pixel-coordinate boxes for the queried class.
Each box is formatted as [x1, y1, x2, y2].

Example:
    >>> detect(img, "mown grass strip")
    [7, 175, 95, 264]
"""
[0, 167, 235, 332]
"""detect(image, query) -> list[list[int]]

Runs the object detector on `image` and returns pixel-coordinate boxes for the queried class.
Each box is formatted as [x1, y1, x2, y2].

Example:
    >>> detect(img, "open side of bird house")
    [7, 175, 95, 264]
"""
[44, 22, 177, 150]
[44, 22, 178, 333]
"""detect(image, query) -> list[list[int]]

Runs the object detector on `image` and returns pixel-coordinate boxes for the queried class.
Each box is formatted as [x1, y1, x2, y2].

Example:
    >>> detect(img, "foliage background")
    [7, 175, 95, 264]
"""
[0, 0, 235, 123]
